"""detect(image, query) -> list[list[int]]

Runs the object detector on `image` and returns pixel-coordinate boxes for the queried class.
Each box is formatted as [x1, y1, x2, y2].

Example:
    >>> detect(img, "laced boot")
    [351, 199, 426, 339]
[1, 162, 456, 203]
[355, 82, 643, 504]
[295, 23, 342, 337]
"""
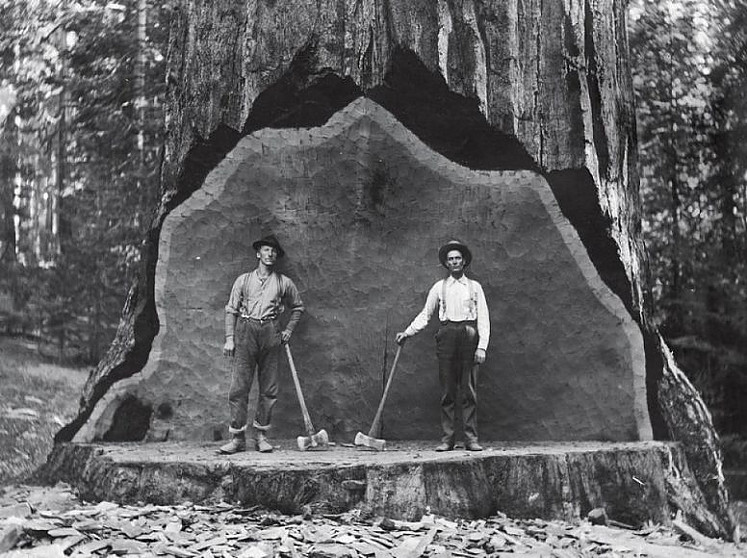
[218, 431, 246, 454]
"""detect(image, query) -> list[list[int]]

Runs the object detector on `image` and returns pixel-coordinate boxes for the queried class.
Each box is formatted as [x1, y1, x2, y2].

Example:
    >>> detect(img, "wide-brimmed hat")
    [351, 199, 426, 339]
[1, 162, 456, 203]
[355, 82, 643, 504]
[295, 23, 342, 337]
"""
[252, 234, 285, 258]
[439, 240, 472, 268]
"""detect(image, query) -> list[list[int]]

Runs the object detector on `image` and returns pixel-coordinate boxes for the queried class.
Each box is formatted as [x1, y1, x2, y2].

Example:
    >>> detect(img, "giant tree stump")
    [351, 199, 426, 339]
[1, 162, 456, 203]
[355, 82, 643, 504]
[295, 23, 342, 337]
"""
[39, 441, 706, 528]
[49, 0, 735, 538]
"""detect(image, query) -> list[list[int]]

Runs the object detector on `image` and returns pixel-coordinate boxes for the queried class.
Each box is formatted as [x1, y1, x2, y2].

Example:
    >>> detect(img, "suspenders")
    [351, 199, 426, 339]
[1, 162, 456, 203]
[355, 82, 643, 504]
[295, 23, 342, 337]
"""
[240, 271, 284, 317]
[440, 277, 477, 320]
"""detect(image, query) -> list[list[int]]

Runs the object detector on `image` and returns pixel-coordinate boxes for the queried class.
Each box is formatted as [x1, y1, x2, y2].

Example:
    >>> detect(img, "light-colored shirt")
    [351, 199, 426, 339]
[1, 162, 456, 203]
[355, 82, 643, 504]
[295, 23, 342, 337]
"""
[404, 275, 490, 351]
[225, 270, 304, 337]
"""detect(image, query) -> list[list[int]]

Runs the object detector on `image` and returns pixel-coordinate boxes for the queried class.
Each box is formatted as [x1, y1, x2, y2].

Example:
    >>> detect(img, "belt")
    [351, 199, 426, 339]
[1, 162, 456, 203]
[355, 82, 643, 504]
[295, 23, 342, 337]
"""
[240, 315, 276, 324]
[440, 320, 477, 326]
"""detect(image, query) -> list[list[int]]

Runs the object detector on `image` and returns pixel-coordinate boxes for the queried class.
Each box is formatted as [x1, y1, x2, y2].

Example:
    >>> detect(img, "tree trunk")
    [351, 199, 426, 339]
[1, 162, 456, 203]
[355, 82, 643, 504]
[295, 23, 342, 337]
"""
[0, 140, 16, 263]
[53, 0, 735, 538]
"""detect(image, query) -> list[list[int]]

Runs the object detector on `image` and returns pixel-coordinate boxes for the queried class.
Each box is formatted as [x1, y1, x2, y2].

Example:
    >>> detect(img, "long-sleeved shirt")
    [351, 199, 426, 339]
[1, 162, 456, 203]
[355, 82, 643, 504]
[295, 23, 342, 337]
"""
[404, 275, 490, 351]
[225, 270, 304, 338]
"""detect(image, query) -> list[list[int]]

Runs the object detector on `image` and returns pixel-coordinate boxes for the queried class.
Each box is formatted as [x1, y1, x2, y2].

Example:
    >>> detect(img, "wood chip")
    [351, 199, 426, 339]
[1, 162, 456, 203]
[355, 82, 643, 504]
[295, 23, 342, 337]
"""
[434, 519, 458, 531]
[109, 538, 149, 554]
[23, 519, 60, 533]
[64, 508, 100, 518]
[282, 535, 302, 558]
[259, 526, 287, 540]
[308, 543, 355, 558]
[493, 529, 522, 547]
[165, 530, 195, 545]
[392, 527, 436, 558]
[71, 538, 111, 555]
[350, 542, 378, 556]
[189, 535, 229, 551]
[465, 532, 484, 543]
[361, 534, 394, 549]
[71, 519, 104, 532]
[238, 544, 273, 558]
[92, 501, 120, 514]
[57, 534, 86, 552]
[119, 523, 147, 539]
[48, 527, 83, 538]
[164, 545, 198, 557]
[550, 549, 577, 558]
[501, 525, 524, 538]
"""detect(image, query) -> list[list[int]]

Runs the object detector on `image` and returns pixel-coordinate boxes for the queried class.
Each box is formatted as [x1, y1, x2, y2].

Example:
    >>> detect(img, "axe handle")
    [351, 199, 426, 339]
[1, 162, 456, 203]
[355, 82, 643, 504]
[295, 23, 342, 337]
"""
[367, 344, 403, 438]
[285, 344, 315, 437]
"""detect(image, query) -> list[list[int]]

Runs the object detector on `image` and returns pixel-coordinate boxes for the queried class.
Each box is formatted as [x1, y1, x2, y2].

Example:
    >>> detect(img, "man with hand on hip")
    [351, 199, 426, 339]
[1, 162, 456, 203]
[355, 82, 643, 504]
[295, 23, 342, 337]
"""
[219, 234, 304, 454]
[396, 240, 490, 452]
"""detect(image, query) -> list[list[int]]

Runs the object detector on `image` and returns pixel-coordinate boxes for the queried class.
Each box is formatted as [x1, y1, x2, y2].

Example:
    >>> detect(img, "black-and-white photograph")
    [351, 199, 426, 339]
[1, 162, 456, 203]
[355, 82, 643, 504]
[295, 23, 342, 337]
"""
[1, 1, 745, 556]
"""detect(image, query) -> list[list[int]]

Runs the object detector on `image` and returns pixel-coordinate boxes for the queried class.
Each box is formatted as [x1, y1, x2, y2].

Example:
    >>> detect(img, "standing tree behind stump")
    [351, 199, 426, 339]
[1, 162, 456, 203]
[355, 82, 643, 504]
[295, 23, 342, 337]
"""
[52, 0, 735, 539]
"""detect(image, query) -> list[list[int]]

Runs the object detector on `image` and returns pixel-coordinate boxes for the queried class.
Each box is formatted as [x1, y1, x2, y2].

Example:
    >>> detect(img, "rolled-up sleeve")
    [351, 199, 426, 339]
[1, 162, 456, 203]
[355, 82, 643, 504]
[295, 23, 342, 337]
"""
[283, 277, 305, 333]
[225, 275, 245, 316]
[224, 274, 245, 338]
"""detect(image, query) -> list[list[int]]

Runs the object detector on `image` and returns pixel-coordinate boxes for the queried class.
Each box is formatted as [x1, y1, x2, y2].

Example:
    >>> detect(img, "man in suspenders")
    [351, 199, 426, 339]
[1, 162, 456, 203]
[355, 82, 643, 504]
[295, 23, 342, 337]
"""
[396, 240, 490, 451]
[219, 234, 305, 454]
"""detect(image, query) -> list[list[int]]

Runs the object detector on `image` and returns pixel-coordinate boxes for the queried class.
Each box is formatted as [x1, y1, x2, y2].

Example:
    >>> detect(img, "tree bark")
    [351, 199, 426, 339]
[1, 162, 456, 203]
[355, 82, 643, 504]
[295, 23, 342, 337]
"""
[37, 441, 696, 527]
[53, 0, 735, 538]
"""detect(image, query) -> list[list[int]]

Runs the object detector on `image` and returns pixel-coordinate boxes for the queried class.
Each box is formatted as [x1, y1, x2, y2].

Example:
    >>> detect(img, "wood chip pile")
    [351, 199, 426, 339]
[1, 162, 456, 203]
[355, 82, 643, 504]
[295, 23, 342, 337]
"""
[0, 484, 741, 557]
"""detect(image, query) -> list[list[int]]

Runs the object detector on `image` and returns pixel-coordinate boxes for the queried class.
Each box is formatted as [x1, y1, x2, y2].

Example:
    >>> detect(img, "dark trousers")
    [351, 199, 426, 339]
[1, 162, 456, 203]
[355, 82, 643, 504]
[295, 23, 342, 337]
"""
[228, 317, 281, 430]
[436, 321, 480, 445]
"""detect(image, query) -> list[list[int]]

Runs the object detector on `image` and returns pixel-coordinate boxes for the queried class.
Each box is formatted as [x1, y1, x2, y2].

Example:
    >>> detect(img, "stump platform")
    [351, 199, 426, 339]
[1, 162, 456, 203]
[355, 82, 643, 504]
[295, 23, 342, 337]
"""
[39, 441, 684, 526]
[39, 440, 686, 526]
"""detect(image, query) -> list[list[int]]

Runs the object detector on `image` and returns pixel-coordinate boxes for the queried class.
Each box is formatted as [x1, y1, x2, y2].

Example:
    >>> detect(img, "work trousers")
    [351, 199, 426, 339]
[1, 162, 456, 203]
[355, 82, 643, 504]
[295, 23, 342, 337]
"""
[228, 317, 281, 431]
[435, 320, 480, 445]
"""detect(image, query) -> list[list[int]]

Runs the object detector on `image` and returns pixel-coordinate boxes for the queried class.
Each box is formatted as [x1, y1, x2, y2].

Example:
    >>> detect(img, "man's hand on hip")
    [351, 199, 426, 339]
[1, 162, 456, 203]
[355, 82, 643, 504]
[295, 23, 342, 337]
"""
[223, 338, 235, 357]
[474, 348, 486, 364]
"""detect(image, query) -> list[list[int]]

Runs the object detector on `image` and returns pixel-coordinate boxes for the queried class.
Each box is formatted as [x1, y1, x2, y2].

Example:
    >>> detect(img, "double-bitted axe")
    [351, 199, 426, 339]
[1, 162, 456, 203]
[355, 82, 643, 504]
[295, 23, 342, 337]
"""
[354, 344, 403, 451]
[285, 344, 329, 451]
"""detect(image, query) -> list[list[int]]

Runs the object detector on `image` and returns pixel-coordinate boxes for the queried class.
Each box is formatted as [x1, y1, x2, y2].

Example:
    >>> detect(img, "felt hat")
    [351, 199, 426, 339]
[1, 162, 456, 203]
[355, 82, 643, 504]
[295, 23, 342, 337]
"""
[438, 240, 472, 268]
[252, 234, 285, 258]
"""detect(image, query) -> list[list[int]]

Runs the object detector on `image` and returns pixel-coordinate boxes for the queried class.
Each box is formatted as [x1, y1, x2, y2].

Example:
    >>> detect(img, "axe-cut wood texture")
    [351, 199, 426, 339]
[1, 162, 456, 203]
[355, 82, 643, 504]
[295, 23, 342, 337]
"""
[73, 99, 650, 446]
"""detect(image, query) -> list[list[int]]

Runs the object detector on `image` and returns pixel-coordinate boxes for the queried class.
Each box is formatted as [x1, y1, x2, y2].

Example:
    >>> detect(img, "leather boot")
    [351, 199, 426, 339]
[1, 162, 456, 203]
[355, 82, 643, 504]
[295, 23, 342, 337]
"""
[218, 432, 246, 454]
[255, 431, 273, 453]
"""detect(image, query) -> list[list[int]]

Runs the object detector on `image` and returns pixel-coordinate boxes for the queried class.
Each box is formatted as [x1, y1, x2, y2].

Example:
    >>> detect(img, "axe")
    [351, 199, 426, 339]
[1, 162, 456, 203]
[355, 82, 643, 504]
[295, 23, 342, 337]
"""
[285, 344, 329, 451]
[354, 344, 403, 451]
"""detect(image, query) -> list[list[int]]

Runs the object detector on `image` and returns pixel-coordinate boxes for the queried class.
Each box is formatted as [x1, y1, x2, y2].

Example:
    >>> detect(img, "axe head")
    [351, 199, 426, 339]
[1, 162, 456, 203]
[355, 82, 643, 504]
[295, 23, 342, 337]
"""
[297, 429, 330, 451]
[354, 431, 386, 451]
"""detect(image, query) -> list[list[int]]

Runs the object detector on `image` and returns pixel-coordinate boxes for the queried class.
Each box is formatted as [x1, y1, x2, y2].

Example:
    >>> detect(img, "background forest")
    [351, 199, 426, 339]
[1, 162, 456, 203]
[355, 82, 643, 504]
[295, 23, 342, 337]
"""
[1, 0, 746, 463]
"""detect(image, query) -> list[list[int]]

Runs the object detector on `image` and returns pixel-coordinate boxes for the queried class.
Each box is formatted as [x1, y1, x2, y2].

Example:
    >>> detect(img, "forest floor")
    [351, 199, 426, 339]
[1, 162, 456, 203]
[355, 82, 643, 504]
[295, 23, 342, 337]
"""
[0, 335, 746, 557]
[0, 336, 89, 484]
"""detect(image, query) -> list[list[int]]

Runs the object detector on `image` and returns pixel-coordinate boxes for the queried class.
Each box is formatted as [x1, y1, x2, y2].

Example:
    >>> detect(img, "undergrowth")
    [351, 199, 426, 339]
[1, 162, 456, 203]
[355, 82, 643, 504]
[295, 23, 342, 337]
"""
[0, 336, 88, 484]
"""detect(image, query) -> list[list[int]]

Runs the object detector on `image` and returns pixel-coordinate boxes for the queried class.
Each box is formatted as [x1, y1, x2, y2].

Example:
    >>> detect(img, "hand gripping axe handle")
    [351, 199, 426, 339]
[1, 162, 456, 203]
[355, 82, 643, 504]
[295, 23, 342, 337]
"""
[285, 344, 329, 450]
[354, 344, 403, 451]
